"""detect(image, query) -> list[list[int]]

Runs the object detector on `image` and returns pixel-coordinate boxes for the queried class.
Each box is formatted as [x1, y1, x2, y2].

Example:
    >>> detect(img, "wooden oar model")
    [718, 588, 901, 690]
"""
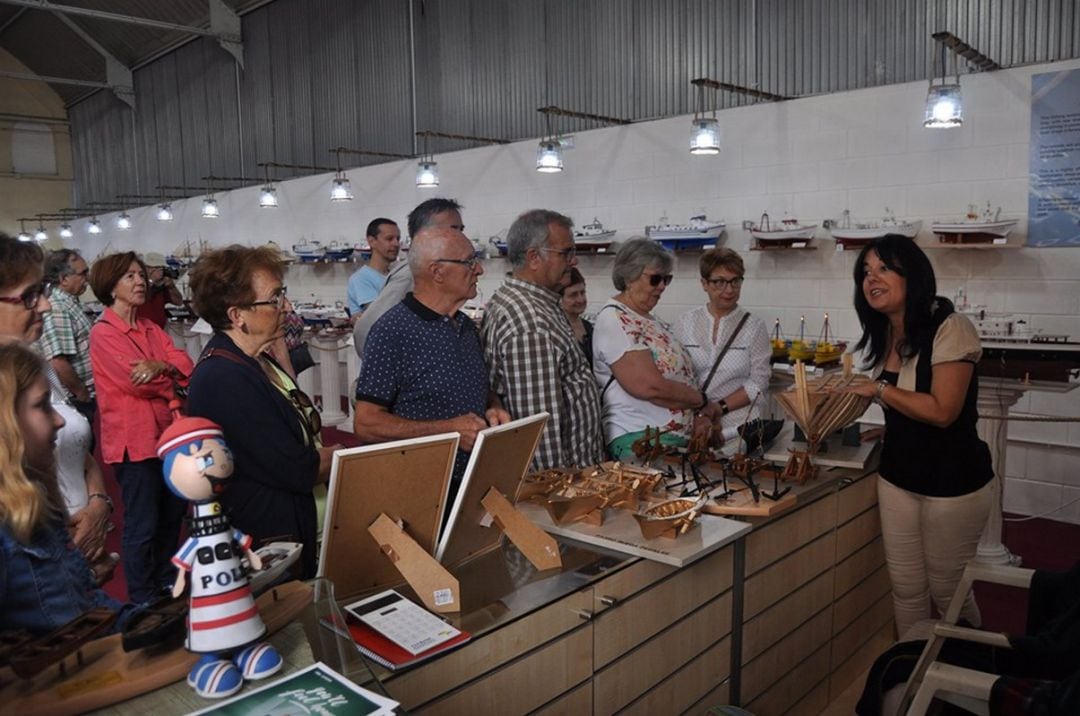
[773, 354, 873, 484]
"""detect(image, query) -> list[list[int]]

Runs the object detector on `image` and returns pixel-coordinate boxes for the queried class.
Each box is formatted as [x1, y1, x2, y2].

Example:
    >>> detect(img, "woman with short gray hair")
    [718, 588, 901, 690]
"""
[593, 238, 722, 460]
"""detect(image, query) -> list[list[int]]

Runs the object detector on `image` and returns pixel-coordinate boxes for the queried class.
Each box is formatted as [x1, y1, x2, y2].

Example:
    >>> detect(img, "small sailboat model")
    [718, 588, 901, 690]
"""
[646, 214, 726, 250]
[787, 315, 815, 362]
[773, 356, 873, 483]
[574, 218, 616, 253]
[749, 212, 817, 248]
[931, 203, 1019, 245]
[813, 313, 846, 365]
[830, 208, 922, 250]
[771, 318, 790, 361]
[488, 229, 509, 256]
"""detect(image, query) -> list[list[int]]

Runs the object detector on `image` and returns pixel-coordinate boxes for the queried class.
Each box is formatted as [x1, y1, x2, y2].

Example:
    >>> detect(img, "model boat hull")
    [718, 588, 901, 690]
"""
[750, 226, 817, 244]
[932, 219, 1018, 244]
[831, 220, 922, 245]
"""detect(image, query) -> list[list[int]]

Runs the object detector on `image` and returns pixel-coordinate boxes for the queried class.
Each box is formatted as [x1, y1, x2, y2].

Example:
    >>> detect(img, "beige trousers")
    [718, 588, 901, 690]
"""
[876, 475, 993, 637]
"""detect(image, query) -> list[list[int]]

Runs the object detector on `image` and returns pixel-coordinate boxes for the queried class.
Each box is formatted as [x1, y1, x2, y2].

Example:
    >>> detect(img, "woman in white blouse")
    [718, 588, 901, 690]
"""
[674, 248, 772, 446]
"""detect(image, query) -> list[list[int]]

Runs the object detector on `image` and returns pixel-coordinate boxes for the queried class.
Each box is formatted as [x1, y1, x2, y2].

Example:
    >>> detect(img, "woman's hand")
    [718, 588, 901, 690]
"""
[69, 501, 110, 561]
[845, 380, 879, 398]
[129, 359, 171, 385]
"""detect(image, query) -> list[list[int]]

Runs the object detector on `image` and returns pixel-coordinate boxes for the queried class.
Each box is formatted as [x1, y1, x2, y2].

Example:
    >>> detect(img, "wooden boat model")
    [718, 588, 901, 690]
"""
[574, 218, 616, 253]
[121, 597, 186, 653]
[519, 468, 577, 501]
[632, 496, 708, 539]
[932, 203, 1019, 245]
[0, 629, 34, 669]
[9, 607, 118, 679]
[771, 318, 790, 361]
[772, 356, 873, 483]
[292, 239, 326, 262]
[830, 208, 921, 249]
[581, 461, 666, 498]
[749, 212, 816, 247]
[541, 486, 610, 526]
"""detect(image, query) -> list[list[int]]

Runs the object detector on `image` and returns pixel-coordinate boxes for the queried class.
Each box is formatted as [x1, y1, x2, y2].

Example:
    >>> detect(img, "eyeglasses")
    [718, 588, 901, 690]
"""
[645, 273, 674, 287]
[0, 281, 52, 309]
[540, 246, 577, 261]
[705, 276, 744, 290]
[434, 256, 481, 271]
[248, 286, 288, 309]
[289, 388, 322, 438]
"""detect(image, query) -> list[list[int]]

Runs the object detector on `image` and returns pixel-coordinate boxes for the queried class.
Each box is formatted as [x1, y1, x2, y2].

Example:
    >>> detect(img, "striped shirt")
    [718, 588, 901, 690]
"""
[38, 288, 95, 398]
[482, 278, 604, 470]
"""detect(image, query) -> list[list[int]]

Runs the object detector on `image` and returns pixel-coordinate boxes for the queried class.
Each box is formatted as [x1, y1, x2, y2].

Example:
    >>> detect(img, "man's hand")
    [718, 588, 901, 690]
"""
[450, 413, 488, 451]
[485, 407, 512, 427]
[69, 501, 109, 561]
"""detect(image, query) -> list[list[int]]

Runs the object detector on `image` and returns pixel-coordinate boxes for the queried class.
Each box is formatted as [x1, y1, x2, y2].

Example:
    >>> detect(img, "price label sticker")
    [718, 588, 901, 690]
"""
[433, 588, 455, 607]
[835, 242, 844, 252]
[992, 237, 1007, 245]
[793, 242, 807, 249]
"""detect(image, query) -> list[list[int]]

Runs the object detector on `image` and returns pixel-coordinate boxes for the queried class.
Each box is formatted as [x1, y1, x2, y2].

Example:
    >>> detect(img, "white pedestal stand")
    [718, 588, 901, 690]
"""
[312, 333, 348, 427]
[973, 382, 1026, 566]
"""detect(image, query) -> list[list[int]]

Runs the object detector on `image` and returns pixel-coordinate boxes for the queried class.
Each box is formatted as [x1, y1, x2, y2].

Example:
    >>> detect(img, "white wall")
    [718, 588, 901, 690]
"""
[72, 58, 1080, 524]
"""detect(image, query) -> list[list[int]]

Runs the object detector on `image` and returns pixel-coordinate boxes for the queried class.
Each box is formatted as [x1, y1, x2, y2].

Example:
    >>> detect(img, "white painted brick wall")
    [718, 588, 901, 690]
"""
[71, 58, 1080, 523]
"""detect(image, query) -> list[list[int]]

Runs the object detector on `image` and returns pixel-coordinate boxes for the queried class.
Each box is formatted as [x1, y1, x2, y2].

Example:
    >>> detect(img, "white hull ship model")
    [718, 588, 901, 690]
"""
[748, 212, 817, 248]
[773, 355, 873, 483]
[323, 241, 355, 262]
[954, 289, 1069, 345]
[573, 217, 616, 253]
[829, 208, 922, 250]
[645, 213, 726, 250]
[931, 203, 1019, 245]
[292, 239, 326, 263]
[488, 229, 509, 257]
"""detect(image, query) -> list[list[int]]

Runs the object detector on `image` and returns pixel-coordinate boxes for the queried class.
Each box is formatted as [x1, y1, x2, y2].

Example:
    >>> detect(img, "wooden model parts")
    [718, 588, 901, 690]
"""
[121, 596, 187, 652]
[9, 607, 118, 679]
[632, 497, 708, 539]
[518, 467, 577, 501]
[773, 358, 873, 453]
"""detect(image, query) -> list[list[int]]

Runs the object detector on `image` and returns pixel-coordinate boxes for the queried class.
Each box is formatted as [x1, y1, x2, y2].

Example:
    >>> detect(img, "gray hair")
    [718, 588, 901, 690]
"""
[408, 226, 463, 277]
[44, 249, 83, 283]
[612, 238, 673, 291]
[506, 209, 573, 269]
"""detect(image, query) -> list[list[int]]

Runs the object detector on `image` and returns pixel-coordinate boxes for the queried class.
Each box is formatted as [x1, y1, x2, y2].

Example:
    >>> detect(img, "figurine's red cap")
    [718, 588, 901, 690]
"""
[156, 416, 224, 459]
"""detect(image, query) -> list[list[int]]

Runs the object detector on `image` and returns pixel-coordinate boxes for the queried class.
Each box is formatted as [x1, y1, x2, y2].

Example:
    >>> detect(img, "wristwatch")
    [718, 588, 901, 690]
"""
[875, 380, 889, 405]
[88, 492, 114, 514]
[718, 399, 730, 416]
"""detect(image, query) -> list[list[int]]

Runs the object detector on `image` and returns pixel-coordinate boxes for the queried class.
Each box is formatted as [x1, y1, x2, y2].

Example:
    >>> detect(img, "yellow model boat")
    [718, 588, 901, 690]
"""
[813, 313, 847, 365]
[771, 318, 789, 360]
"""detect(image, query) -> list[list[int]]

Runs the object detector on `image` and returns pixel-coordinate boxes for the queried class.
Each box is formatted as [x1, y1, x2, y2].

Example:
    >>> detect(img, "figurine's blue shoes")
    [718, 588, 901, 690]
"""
[187, 654, 243, 699]
[234, 642, 283, 681]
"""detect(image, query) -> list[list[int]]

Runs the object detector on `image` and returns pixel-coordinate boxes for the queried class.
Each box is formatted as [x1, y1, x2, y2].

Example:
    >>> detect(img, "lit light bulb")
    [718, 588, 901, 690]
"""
[416, 161, 439, 188]
[536, 140, 563, 173]
[689, 117, 721, 155]
[87, 218, 102, 234]
[259, 185, 278, 208]
[116, 212, 132, 230]
[60, 223, 73, 238]
[34, 226, 48, 241]
[330, 177, 353, 201]
[17, 230, 31, 242]
[157, 203, 173, 222]
[923, 84, 963, 128]
[202, 197, 220, 218]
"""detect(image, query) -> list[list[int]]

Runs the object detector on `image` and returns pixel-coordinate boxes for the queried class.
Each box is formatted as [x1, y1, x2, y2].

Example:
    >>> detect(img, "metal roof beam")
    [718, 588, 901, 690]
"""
[209, 0, 243, 68]
[0, 0, 218, 36]
[0, 69, 108, 89]
[51, 11, 134, 108]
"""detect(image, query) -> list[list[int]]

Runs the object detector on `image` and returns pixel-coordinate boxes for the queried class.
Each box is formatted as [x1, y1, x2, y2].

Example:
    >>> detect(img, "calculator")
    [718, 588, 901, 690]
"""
[344, 589, 462, 655]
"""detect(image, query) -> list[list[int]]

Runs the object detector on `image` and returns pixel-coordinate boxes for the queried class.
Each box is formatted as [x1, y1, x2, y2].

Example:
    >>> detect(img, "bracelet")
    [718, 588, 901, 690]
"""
[88, 492, 114, 513]
[695, 390, 709, 411]
[875, 380, 888, 404]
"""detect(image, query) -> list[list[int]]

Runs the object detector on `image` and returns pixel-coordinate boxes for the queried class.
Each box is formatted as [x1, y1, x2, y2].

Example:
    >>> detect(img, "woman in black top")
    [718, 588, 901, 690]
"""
[848, 235, 993, 637]
[561, 267, 594, 367]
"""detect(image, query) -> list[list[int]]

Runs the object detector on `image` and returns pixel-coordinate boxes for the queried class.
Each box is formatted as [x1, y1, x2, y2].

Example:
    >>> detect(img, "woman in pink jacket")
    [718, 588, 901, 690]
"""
[89, 252, 194, 603]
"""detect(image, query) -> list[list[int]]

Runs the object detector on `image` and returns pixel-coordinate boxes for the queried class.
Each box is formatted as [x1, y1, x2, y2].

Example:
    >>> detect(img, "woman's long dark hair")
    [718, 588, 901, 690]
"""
[853, 235, 942, 368]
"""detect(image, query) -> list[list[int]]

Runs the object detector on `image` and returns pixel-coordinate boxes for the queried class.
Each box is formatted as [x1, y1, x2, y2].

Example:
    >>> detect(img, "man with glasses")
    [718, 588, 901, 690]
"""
[353, 198, 466, 359]
[481, 210, 604, 470]
[354, 226, 510, 489]
[39, 250, 96, 421]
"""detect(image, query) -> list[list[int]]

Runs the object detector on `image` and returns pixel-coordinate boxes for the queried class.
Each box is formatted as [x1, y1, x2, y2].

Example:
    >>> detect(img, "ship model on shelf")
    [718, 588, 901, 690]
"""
[829, 208, 922, 250]
[772, 355, 873, 483]
[771, 318, 790, 362]
[573, 217, 616, 253]
[813, 313, 846, 365]
[488, 229, 509, 256]
[748, 212, 817, 249]
[292, 239, 327, 263]
[645, 213, 726, 250]
[954, 289, 1070, 345]
[931, 202, 1020, 245]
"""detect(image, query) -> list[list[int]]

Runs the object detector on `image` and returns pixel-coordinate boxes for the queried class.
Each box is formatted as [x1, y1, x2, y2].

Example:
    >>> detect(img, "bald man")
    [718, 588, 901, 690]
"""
[353, 226, 510, 485]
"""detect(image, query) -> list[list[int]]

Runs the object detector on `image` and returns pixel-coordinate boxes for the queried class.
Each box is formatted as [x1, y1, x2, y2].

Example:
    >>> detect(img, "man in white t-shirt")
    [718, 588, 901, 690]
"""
[346, 218, 401, 320]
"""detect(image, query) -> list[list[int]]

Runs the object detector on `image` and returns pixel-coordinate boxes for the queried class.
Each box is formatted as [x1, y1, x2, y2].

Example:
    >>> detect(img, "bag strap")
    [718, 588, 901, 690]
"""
[700, 311, 751, 394]
[596, 303, 630, 397]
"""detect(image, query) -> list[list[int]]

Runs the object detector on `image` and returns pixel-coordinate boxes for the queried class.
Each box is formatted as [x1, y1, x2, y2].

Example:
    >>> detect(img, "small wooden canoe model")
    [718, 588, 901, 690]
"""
[0, 629, 35, 669]
[519, 467, 577, 501]
[632, 496, 708, 540]
[773, 355, 873, 483]
[522, 462, 666, 525]
[582, 461, 667, 499]
[120, 597, 187, 653]
[9, 607, 118, 679]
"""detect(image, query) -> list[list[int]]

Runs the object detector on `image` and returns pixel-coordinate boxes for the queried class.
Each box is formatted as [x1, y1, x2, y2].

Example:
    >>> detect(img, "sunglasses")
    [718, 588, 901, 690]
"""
[645, 273, 674, 287]
[289, 388, 322, 437]
[0, 281, 52, 310]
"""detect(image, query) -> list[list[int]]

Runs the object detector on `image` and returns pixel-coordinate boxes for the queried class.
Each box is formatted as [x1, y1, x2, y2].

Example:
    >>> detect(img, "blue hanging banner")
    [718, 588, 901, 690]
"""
[1029, 68, 1080, 247]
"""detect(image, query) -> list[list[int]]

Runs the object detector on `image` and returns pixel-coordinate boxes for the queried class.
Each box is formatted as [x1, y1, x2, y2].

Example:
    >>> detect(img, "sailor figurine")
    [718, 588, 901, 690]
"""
[157, 415, 283, 699]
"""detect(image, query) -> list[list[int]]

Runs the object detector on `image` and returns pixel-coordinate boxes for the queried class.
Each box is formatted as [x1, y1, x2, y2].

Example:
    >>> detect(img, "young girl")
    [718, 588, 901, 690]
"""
[0, 342, 126, 634]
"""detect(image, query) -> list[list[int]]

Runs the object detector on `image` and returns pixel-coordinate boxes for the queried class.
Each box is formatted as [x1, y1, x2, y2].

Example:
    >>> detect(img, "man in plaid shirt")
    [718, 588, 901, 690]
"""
[482, 210, 604, 470]
[40, 249, 96, 416]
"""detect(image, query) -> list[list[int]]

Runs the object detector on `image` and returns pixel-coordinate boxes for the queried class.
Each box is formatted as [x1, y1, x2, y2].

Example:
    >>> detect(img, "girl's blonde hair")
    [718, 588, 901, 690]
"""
[0, 342, 60, 543]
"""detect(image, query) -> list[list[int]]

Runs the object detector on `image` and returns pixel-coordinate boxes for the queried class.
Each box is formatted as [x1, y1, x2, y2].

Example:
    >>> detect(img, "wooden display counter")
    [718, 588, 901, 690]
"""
[85, 466, 885, 715]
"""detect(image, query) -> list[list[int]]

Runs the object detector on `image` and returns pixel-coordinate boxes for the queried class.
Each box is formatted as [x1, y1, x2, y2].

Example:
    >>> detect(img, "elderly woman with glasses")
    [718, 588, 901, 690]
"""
[674, 248, 772, 445]
[88, 251, 194, 603]
[186, 246, 339, 579]
[593, 238, 722, 461]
